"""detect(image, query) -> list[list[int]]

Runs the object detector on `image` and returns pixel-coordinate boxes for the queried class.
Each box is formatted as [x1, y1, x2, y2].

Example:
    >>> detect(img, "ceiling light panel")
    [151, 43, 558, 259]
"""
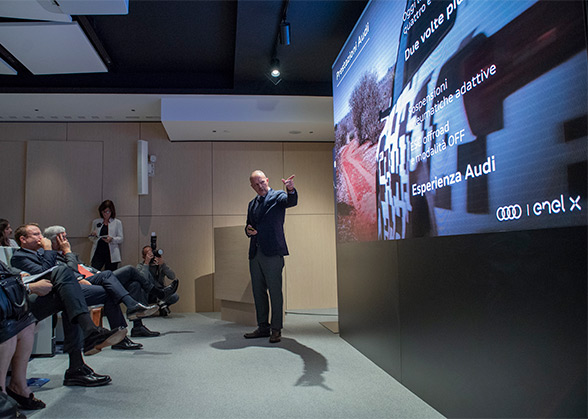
[0, 0, 72, 22]
[57, 0, 128, 15]
[0, 22, 107, 75]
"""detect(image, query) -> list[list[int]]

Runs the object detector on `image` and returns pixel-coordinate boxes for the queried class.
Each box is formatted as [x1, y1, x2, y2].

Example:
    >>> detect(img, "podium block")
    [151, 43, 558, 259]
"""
[214, 226, 255, 325]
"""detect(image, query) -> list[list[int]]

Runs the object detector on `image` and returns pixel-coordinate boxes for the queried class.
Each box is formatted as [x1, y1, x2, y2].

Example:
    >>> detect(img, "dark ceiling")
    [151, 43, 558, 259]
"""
[0, 0, 369, 96]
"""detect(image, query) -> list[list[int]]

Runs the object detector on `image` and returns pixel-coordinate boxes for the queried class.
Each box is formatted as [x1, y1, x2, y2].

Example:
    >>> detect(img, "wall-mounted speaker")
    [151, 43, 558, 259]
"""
[137, 140, 148, 195]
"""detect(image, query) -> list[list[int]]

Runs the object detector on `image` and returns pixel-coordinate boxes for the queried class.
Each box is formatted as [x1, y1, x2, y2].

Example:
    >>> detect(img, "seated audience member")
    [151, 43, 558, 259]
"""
[11, 224, 156, 352]
[0, 219, 18, 247]
[1, 260, 122, 387]
[0, 264, 44, 412]
[44, 226, 170, 340]
[137, 245, 179, 317]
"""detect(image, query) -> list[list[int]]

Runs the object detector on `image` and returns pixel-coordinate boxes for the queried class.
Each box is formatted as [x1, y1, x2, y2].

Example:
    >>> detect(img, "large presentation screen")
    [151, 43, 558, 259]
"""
[332, 0, 587, 242]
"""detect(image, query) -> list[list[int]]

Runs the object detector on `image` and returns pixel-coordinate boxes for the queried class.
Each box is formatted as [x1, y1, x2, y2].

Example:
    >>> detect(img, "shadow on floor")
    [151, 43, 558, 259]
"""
[210, 333, 332, 390]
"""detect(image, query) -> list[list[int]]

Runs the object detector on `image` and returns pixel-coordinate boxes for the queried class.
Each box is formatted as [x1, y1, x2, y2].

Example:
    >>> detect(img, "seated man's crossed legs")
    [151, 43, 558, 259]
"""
[28, 266, 126, 387]
[82, 270, 159, 349]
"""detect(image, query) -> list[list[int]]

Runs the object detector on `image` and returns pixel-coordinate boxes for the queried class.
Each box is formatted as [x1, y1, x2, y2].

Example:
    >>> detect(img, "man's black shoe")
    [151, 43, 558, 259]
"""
[84, 326, 127, 356]
[127, 303, 159, 320]
[112, 336, 143, 350]
[244, 328, 271, 339]
[81, 364, 110, 380]
[130, 325, 160, 338]
[63, 366, 111, 387]
[269, 329, 282, 343]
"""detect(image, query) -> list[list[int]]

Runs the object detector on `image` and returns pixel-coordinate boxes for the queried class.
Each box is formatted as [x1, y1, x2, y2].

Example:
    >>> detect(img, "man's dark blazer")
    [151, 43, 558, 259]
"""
[12, 247, 128, 329]
[246, 187, 298, 259]
[12, 248, 94, 280]
[11, 248, 60, 275]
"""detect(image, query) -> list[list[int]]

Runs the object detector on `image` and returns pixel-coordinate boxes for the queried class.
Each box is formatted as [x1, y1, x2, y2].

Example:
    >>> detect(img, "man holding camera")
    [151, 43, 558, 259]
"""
[136, 245, 179, 317]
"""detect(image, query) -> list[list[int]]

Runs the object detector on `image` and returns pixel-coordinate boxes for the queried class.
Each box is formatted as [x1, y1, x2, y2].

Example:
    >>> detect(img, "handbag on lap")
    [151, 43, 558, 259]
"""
[0, 274, 28, 322]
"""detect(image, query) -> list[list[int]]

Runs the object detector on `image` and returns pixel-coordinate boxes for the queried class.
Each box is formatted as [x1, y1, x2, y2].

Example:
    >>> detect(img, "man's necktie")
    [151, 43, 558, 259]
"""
[255, 195, 265, 223]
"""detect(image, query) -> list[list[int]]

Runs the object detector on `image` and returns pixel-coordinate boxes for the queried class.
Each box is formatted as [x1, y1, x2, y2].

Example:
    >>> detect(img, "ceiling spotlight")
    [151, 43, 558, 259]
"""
[270, 58, 280, 78]
[280, 21, 291, 46]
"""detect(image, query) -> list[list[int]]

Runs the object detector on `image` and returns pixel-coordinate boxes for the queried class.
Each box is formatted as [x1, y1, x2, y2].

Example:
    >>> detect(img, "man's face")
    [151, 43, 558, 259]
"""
[21, 226, 43, 251]
[250, 174, 269, 196]
[144, 247, 153, 262]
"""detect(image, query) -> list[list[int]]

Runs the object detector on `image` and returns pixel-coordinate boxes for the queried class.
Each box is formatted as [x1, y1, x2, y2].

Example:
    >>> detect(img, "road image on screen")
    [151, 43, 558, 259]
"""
[332, 0, 587, 242]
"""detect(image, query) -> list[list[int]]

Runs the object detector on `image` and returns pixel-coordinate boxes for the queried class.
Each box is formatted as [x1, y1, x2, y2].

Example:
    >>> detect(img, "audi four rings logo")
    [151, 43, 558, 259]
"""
[496, 204, 522, 221]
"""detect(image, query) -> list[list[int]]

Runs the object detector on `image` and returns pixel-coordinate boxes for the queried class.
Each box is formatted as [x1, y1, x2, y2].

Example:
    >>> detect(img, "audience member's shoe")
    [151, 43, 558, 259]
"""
[112, 336, 143, 350]
[6, 388, 45, 410]
[81, 364, 111, 381]
[131, 324, 160, 337]
[159, 306, 171, 317]
[269, 329, 281, 343]
[126, 303, 159, 320]
[84, 326, 127, 356]
[63, 366, 111, 387]
[244, 328, 270, 339]
[163, 279, 179, 299]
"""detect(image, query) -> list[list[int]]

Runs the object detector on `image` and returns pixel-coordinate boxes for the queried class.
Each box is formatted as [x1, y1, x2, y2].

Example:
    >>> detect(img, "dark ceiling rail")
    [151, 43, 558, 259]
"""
[0, 40, 30, 76]
[74, 15, 113, 71]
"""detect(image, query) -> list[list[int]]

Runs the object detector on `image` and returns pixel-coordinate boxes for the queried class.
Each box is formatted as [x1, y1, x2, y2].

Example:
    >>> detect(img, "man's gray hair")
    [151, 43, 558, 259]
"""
[43, 225, 66, 242]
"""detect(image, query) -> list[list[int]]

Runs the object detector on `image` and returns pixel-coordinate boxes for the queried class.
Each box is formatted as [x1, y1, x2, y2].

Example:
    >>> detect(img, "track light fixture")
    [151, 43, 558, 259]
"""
[270, 58, 280, 78]
[266, 0, 289, 85]
[280, 20, 291, 46]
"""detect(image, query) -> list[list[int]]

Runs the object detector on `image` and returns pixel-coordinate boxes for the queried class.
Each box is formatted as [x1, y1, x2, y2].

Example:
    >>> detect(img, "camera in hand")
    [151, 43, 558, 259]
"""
[150, 232, 164, 264]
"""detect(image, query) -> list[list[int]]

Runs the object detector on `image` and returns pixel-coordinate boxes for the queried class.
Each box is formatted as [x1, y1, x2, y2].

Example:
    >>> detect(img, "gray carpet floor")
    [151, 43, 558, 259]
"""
[23, 311, 444, 419]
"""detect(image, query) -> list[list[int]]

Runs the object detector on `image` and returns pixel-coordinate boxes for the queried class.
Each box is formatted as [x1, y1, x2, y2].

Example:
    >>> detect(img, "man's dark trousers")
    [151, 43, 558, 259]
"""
[249, 250, 284, 331]
[28, 266, 88, 354]
[112, 265, 153, 305]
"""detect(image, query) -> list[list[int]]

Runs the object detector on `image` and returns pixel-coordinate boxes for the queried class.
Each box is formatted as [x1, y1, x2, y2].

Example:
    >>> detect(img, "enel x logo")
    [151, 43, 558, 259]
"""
[569, 196, 582, 212]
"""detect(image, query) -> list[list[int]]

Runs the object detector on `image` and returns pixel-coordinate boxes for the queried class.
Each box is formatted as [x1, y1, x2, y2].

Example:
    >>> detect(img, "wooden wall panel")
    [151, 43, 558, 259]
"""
[0, 142, 26, 225]
[67, 123, 140, 217]
[0, 122, 338, 313]
[25, 141, 103, 237]
[138, 215, 213, 313]
[68, 236, 93, 265]
[139, 140, 212, 216]
[67, 122, 139, 142]
[284, 214, 337, 309]
[212, 216, 247, 228]
[283, 142, 335, 215]
[117, 216, 139, 267]
[212, 142, 283, 215]
[0, 123, 66, 142]
[101, 138, 139, 217]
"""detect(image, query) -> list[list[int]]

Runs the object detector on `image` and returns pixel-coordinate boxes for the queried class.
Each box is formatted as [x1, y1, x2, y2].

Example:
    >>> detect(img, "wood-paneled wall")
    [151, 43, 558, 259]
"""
[0, 122, 337, 312]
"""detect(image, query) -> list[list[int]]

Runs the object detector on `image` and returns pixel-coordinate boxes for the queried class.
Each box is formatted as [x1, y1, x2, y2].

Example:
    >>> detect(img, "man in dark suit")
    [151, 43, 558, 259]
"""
[11, 224, 157, 354]
[244, 170, 297, 343]
[0, 258, 122, 387]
